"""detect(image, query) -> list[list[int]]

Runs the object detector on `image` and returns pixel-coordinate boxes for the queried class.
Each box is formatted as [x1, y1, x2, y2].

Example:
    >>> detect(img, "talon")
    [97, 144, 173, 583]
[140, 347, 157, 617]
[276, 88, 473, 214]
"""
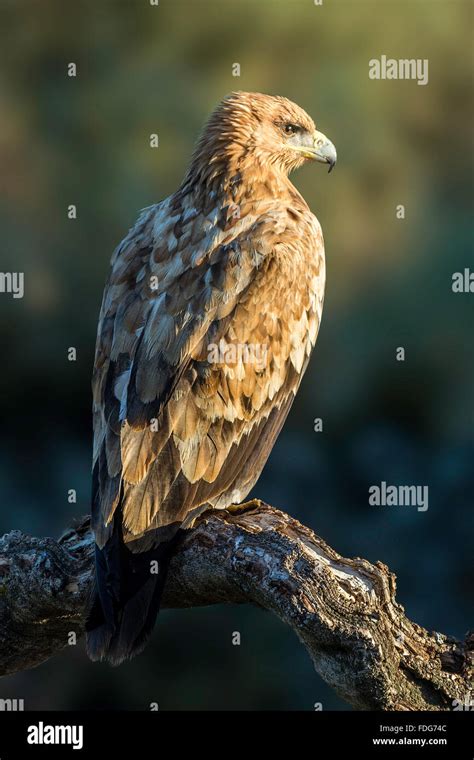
[225, 499, 263, 515]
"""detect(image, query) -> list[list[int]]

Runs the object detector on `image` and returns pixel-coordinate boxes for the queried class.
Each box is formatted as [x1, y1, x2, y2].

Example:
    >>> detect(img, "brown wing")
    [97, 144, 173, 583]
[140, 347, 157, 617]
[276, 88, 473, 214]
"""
[92, 195, 324, 551]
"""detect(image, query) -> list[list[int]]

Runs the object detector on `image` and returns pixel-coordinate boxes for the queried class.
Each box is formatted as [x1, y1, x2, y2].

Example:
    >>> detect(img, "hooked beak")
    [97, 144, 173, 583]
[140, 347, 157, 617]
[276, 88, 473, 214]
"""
[290, 129, 337, 173]
[310, 130, 337, 173]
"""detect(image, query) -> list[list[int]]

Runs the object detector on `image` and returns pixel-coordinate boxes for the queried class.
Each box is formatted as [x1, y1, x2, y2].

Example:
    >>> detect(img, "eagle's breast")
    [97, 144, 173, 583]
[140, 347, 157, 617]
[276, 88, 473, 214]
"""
[182, 202, 325, 440]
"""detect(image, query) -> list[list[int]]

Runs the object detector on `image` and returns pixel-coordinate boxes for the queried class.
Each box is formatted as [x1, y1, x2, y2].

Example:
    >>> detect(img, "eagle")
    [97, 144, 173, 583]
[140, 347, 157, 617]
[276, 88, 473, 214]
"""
[86, 91, 336, 664]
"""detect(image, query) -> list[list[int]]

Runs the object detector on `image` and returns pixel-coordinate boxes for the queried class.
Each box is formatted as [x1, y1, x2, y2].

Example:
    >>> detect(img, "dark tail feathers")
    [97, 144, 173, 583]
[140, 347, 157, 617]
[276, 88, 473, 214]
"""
[86, 522, 178, 666]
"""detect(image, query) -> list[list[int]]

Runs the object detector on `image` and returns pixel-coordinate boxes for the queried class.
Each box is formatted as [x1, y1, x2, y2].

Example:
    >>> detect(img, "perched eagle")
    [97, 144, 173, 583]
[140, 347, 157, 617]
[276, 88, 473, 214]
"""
[86, 91, 336, 664]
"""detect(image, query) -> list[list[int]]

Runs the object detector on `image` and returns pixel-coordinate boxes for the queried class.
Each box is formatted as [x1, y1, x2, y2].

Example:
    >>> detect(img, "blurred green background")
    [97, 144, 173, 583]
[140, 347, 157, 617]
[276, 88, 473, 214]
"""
[0, 0, 472, 710]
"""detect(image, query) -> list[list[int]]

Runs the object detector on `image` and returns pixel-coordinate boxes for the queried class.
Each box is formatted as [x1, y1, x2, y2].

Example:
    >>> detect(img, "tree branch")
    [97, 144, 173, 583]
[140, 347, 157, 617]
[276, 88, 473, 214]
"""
[0, 500, 472, 710]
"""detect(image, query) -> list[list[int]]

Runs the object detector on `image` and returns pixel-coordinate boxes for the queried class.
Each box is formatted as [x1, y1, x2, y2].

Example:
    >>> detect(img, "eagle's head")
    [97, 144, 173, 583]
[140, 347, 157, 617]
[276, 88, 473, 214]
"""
[186, 91, 337, 186]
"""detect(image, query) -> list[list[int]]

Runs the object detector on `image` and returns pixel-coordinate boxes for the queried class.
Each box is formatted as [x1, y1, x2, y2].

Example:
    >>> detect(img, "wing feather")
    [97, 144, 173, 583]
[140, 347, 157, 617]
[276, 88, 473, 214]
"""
[92, 194, 324, 551]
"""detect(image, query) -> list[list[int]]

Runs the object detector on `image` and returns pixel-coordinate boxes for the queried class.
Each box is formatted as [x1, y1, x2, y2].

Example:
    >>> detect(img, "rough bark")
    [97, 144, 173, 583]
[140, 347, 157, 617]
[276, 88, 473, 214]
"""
[0, 500, 472, 710]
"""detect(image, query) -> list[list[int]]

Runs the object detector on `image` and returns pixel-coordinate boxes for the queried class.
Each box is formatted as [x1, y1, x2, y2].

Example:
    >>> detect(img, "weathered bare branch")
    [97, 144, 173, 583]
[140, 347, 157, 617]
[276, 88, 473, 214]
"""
[0, 500, 472, 710]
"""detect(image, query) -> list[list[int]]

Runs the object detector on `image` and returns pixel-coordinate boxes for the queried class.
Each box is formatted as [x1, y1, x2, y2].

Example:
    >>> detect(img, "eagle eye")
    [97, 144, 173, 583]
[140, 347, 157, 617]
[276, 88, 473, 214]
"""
[283, 123, 300, 135]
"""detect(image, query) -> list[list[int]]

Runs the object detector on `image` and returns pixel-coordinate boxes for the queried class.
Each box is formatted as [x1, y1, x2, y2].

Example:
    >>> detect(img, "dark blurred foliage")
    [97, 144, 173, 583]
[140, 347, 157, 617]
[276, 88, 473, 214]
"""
[0, 0, 472, 710]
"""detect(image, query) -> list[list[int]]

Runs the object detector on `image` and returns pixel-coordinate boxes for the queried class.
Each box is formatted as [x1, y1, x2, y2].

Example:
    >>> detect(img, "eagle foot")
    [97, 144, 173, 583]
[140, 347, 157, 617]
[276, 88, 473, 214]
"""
[225, 499, 264, 516]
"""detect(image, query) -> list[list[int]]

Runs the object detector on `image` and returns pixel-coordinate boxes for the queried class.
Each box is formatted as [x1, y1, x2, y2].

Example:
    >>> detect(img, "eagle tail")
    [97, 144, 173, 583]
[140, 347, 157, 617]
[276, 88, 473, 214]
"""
[85, 523, 176, 666]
